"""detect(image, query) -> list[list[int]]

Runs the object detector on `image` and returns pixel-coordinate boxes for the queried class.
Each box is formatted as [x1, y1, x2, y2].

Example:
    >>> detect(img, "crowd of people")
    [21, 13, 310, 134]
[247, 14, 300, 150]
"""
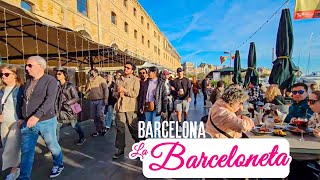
[1, 55, 320, 179]
[204, 80, 320, 179]
[0, 55, 196, 179]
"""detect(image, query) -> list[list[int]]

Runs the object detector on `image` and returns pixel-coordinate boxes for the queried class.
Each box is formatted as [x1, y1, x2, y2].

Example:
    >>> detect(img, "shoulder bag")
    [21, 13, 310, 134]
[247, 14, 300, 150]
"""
[70, 103, 82, 114]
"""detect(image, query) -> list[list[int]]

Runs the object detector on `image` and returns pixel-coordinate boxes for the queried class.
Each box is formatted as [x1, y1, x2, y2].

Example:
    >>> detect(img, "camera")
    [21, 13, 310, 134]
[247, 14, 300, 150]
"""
[89, 72, 94, 77]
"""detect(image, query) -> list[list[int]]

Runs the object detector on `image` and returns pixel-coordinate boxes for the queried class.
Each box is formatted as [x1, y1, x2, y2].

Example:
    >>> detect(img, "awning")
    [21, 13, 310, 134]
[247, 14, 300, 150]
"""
[0, 1, 145, 68]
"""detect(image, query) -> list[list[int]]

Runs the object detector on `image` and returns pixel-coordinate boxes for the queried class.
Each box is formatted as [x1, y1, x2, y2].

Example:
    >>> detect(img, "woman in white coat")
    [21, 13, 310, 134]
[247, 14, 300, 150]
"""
[0, 65, 24, 180]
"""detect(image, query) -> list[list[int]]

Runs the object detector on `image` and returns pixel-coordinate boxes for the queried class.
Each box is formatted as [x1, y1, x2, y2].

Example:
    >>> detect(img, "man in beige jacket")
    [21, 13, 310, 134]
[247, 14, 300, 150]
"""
[112, 62, 140, 159]
[85, 68, 109, 136]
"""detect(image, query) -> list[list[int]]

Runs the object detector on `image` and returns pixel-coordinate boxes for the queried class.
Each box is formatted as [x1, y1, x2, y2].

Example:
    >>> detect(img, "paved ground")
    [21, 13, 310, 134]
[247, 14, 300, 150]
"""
[0, 95, 208, 180]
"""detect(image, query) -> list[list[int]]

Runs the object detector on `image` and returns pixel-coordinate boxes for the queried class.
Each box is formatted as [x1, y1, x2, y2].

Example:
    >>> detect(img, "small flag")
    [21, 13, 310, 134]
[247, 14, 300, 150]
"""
[232, 55, 235, 60]
[220, 56, 227, 64]
[294, 0, 320, 20]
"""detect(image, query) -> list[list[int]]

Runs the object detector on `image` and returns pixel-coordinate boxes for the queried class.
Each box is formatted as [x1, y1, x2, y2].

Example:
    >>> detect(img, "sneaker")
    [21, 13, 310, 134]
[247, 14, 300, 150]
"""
[100, 129, 107, 136]
[76, 138, 86, 146]
[91, 132, 99, 137]
[49, 165, 64, 178]
[5, 168, 20, 180]
[44, 152, 52, 157]
[112, 149, 124, 159]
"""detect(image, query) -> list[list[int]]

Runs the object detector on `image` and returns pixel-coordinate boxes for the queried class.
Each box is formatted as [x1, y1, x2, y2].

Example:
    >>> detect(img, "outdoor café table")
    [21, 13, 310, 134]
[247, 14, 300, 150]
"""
[247, 130, 320, 161]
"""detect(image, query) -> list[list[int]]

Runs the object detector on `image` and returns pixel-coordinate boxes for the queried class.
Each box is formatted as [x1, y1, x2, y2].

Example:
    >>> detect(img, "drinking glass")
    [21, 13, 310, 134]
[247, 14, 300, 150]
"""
[297, 117, 308, 142]
[265, 116, 275, 131]
[299, 130, 305, 142]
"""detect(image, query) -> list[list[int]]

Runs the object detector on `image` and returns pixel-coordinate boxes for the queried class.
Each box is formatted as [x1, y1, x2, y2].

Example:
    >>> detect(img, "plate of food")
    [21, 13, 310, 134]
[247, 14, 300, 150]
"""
[273, 129, 287, 137]
[286, 126, 313, 135]
[251, 126, 272, 135]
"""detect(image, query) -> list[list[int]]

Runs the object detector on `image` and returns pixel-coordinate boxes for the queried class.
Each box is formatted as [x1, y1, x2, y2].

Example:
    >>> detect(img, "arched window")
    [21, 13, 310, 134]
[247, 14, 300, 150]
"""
[21, 0, 32, 11]
[141, 16, 144, 24]
[123, 0, 127, 7]
[124, 22, 128, 32]
[133, 8, 137, 17]
[147, 23, 150, 30]
[142, 35, 144, 44]
[111, 11, 117, 25]
[77, 0, 87, 16]
[148, 40, 150, 48]
[134, 30, 137, 39]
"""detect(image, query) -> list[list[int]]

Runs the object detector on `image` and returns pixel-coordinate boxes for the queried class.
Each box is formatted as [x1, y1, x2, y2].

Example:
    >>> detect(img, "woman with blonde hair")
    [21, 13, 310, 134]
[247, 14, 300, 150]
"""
[192, 76, 200, 104]
[264, 85, 285, 105]
[0, 65, 24, 180]
[205, 87, 254, 138]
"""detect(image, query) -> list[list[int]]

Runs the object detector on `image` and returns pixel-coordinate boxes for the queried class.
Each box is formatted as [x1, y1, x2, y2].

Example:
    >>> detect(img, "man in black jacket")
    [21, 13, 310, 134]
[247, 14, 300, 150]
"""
[20, 56, 64, 179]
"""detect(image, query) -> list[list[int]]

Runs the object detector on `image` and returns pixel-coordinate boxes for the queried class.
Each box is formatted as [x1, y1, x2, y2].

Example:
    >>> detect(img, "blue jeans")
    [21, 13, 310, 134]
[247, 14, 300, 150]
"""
[105, 105, 114, 128]
[90, 99, 106, 132]
[19, 117, 63, 180]
[145, 111, 161, 138]
[56, 121, 84, 141]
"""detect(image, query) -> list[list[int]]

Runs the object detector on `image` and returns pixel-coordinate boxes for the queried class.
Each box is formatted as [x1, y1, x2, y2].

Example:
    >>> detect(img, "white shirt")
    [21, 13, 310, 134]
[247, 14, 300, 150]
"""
[1, 86, 19, 123]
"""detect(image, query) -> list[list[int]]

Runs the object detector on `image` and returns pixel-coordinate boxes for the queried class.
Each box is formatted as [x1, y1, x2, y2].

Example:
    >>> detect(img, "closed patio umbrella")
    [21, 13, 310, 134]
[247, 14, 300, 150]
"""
[269, 8, 298, 90]
[233, 50, 243, 85]
[244, 42, 259, 87]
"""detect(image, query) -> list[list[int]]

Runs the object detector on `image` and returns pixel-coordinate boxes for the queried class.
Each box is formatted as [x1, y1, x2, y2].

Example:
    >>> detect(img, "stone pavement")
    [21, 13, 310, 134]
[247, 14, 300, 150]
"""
[0, 95, 208, 180]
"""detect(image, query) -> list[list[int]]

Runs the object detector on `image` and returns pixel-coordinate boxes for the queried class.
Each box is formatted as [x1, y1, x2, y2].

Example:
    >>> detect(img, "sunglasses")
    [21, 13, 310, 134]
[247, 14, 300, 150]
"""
[0, 73, 12, 77]
[139, 72, 146, 75]
[308, 99, 319, 105]
[292, 90, 305, 95]
[26, 64, 39, 68]
[56, 73, 63, 76]
[124, 66, 131, 70]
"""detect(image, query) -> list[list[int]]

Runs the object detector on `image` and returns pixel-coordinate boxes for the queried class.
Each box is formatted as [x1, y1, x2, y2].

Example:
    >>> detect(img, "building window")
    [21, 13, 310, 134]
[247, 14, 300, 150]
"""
[21, 0, 32, 11]
[158, 35, 160, 41]
[141, 16, 144, 24]
[148, 40, 150, 48]
[147, 23, 149, 30]
[154, 46, 157, 53]
[133, 8, 137, 17]
[134, 30, 137, 39]
[124, 22, 128, 32]
[142, 35, 144, 44]
[123, 0, 127, 7]
[154, 31, 156, 38]
[158, 48, 160, 55]
[77, 0, 87, 16]
[111, 11, 117, 25]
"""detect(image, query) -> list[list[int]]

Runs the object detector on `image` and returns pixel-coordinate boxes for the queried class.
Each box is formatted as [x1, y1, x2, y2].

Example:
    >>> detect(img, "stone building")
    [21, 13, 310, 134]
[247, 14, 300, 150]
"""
[4, 0, 181, 70]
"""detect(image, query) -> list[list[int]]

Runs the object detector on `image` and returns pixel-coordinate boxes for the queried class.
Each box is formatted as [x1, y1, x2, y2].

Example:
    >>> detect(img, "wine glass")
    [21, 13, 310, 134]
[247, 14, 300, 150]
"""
[296, 117, 308, 142]
[299, 129, 305, 142]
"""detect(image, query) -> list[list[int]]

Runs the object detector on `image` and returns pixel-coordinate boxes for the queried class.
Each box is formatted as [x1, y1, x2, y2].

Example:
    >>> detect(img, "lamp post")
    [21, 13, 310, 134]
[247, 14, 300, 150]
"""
[224, 51, 233, 67]
[224, 51, 233, 84]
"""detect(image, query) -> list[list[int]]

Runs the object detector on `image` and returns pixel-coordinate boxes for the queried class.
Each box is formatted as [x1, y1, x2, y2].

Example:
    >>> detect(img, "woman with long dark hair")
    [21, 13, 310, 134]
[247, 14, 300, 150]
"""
[0, 65, 24, 180]
[54, 67, 85, 145]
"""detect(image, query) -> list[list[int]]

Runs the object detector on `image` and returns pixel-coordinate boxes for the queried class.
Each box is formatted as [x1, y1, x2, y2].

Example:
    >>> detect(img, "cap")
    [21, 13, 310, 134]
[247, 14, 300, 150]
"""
[177, 68, 183, 72]
[163, 70, 171, 76]
[53, 67, 67, 72]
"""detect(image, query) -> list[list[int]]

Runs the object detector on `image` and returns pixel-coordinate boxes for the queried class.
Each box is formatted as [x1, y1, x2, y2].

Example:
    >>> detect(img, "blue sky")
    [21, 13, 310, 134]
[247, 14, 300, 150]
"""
[139, 0, 320, 74]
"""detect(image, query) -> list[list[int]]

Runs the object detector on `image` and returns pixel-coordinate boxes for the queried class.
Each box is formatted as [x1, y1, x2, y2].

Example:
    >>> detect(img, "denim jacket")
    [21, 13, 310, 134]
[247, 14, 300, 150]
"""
[0, 86, 24, 120]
